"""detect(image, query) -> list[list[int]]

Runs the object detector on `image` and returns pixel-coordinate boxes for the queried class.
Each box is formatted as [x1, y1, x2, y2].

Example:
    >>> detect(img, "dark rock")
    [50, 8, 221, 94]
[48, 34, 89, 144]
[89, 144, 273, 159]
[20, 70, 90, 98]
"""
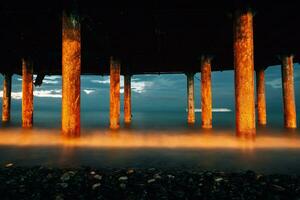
[0, 166, 300, 199]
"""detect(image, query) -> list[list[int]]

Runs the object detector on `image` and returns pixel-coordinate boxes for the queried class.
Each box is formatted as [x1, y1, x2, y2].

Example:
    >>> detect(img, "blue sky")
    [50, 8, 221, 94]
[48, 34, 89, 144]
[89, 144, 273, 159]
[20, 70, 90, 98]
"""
[0, 64, 299, 128]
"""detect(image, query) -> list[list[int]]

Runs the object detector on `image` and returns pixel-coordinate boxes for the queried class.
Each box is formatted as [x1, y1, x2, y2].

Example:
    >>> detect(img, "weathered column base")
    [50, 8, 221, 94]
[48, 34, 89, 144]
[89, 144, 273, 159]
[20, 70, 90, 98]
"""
[281, 55, 297, 129]
[256, 68, 267, 126]
[201, 56, 212, 129]
[61, 11, 81, 137]
[110, 57, 121, 130]
[2, 74, 12, 123]
[22, 59, 33, 128]
[187, 72, 195, 124]
[234, 9, 256, 137]
[124, 74, 132, 124]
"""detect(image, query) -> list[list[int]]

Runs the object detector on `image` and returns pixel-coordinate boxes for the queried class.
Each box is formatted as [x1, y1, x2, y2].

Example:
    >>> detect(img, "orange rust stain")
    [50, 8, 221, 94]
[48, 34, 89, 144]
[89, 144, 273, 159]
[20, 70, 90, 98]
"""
[22, 59, 33, 128]
[62, 12, 81, 137]
[110, 57, 121, 129]
[233, 10, 255, 137]
[281, 56, 297, 128]
[124, 74, 132, 124]
[187, 73, 195, 124]
[256, 69, 267, 126]
[2, 74, 12, 122]
[201, 56, 212, 129]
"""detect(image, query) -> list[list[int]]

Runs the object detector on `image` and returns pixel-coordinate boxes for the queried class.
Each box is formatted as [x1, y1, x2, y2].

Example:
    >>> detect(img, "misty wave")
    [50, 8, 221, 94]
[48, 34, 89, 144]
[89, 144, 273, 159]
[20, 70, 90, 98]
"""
[186, 108, 232, 113]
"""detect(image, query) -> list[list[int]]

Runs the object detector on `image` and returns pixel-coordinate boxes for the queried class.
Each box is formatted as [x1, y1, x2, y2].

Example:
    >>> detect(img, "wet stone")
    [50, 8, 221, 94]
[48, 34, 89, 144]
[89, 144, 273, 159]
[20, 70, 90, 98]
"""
[119, 176, 128, 181]
[120, 183, 126, 189]
[147, 179, 156, 184]
[1, 166, 300, 199]
[272, 184, 286, 192]
[92, 183, 101, 190]
[5, 163, 14, 168]
[94, 174, 102, 180]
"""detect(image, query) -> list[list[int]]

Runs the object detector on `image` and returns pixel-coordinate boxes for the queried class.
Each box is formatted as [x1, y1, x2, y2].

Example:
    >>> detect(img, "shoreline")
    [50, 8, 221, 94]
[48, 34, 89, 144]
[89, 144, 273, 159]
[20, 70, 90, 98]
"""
[1, 165, 300, 199]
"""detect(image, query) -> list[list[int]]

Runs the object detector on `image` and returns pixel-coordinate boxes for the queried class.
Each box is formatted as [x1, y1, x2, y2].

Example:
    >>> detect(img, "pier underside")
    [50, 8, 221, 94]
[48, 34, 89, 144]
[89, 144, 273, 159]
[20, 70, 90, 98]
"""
[0, 0, 300, 75]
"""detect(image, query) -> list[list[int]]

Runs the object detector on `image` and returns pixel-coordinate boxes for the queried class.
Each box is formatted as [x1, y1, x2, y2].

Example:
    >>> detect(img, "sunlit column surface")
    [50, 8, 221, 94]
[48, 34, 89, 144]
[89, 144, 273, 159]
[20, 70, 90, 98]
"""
[124, 74, 132, 124]
[201, 56, 212, 128]
[281, 55, 297, 128]
[62, 11, 81, 137]
[22, 59, 33, 128]
[2, 74, 12, 122]
[187, 72, 195, 124]
[233, 9, 256, 137]
[256, 68, 267, 126]
[110, 57, 121, 129]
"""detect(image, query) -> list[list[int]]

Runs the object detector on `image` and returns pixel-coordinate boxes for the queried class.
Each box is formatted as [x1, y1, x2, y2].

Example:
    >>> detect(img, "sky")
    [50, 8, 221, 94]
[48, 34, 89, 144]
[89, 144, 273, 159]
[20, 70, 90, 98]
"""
[0, 64, 299, 129]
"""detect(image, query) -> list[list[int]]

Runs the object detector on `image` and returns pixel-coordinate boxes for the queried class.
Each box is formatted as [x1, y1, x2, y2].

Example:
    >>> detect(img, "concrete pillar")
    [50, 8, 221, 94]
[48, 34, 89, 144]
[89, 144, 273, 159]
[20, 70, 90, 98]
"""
[201, 56, 212, 129]
[281, 55, 297, 128]
[233, 9, 256, 137]
[124, 74, 132, 124]
[187, 73, 195, 124]
[22, 59, 33, 128]
[110, 57, 121, 129]
[2, 74, 12, 122]
[62, 11, 81, 137]
[256, 68, 267, 126]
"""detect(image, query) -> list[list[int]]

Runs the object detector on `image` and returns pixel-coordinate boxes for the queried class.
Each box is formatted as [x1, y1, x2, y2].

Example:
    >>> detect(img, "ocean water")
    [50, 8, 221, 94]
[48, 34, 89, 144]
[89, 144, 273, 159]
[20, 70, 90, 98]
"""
[0, 68, 300, 174]
[0, 106, 300, 174]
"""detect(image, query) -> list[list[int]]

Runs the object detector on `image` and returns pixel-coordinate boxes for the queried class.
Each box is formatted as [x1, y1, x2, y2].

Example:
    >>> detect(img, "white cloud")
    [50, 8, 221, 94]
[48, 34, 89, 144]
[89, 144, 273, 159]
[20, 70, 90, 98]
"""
[91, 79, 110, 84]
[266, 78, 282, 89]
[16, 75, 60, 85]
[45, 76, 61, 80]
[34, 90, 62, 98]
[0, 91, 22, 100]
[131, 81, 153, 93]
[91, 76, 153, 94]
[0, 89, 62, 100]
[42, 80, 59, 84]
[83, 89, 95, 95]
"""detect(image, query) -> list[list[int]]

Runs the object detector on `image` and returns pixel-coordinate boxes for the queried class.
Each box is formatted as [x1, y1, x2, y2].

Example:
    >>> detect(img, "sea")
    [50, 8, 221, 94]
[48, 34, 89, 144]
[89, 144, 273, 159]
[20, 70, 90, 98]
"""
[0, 68, 300, 174]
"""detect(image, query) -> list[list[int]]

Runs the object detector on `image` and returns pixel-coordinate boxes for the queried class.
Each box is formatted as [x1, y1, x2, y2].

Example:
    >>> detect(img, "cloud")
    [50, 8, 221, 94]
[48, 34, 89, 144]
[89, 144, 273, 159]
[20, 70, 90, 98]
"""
[0, 89, 62, 100]
[91, 76, 153, 94]
[131, 81, 153, 93]
[266, 70, 300, 89]
[91, 79, 110, 84]
[0, 91, 22, 100]
[83, 89, 95, 95]
[42, 80, 59, 84]
[44, 76, 61, 80]
[16, 75, 61, 85]
[34, 90, 62, 98]
[266, 78, 282, 89]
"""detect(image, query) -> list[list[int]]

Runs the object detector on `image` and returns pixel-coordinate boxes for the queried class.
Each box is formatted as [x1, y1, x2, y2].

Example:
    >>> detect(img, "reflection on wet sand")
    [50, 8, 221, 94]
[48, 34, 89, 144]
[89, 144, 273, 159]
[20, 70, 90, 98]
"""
[0, 128, 299, 149]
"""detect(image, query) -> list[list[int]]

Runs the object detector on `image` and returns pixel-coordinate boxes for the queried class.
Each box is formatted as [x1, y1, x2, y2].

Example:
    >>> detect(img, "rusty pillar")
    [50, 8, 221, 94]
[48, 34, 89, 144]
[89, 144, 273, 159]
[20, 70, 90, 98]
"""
[281, 55, 297, 128]
[256, 68, 267, 126]
[22, 59, 33, 128]
[62, 11, 81, 137]
[233, 10, 256, 137]
[110, 57, 121, 129]
[201, 56, 212, 129]
[124, 74, 132, 124]
[187, 73, 195, 124]
[2, 74, 12, 122]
